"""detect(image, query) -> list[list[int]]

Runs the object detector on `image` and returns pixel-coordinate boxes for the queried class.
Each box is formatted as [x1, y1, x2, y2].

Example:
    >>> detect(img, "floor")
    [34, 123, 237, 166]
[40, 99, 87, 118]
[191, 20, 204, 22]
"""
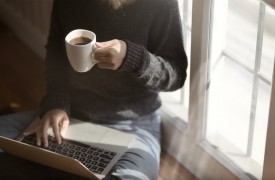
[0, 20, 197, 180]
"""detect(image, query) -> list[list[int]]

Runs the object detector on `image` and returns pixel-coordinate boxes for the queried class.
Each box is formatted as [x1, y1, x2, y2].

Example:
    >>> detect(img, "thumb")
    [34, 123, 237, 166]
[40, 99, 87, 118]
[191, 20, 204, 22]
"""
[95, 40, 115, 48]
[23, 128, 36, 136]
[23, 117, 40, 136]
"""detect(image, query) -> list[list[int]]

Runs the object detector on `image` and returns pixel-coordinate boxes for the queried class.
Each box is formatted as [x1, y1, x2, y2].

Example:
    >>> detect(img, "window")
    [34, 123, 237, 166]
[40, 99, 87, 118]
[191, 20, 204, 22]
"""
[206, 0, 275, 178]
[161, 0, 275, 179]
[160, 0, 192, 122]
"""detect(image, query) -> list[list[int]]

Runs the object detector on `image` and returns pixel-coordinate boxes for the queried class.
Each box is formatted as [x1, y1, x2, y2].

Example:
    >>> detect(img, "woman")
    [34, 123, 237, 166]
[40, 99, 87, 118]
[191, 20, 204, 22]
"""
[0, 0, 187, 179]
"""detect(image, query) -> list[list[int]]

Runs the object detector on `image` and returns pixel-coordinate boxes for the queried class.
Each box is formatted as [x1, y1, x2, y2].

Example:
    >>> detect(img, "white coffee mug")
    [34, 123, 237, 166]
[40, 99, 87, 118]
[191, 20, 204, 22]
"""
[65, 29, 97, 72]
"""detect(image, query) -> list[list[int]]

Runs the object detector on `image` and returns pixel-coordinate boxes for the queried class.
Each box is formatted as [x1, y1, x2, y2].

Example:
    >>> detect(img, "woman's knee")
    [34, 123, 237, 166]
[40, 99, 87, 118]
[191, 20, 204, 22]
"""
[0, 111, 36, 139]
[117, 149, 158, 179]
[107, 136, 160, 180]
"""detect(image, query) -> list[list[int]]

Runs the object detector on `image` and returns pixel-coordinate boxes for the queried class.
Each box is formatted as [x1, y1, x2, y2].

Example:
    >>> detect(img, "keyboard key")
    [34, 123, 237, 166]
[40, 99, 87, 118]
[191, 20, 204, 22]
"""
[81, 153, 87, 157]
[87, 155, 94, 159]
[93, 157, 99, 161]
[97, 168, 104, 173]
[91, 166, 98, 171]
[103, 150, 110, 154]
[85, 159, 92, 164]
[92, 161, 98, 165]
[81, 148, 87, 153]
[97, 149, 104, 153]
[69, 149, 75, 154]
[98, 163, 107, 168]
[87, 150, 94, 154]
[110, 152, 117, 156]
[99, 154, 113, 160]
[99, 158, 110, 164]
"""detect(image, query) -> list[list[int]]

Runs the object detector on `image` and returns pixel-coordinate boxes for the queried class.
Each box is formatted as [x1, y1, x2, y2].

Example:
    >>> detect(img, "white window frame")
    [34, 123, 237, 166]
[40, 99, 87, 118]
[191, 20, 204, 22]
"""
[263, 62, 275, 179]
[161, 0, 275, 179]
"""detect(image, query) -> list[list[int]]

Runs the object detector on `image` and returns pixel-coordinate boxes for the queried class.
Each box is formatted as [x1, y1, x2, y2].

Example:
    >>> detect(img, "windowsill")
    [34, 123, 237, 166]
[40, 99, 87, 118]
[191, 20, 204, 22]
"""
[159, 107, 188, 131]
[159, 107, 261, 180]
[200, 139, 262, 180]
[159, 92, 189, 122]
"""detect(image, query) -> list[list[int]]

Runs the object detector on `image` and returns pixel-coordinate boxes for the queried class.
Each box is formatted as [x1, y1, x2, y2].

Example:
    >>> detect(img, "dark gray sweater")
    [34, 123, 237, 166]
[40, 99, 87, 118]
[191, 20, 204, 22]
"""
[41, 0, 188, 120]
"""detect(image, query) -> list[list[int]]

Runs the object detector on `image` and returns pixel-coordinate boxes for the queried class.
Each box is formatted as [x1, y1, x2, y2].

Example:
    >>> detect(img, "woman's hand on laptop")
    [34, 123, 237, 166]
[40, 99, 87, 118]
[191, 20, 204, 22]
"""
[23, 108, 69, 147]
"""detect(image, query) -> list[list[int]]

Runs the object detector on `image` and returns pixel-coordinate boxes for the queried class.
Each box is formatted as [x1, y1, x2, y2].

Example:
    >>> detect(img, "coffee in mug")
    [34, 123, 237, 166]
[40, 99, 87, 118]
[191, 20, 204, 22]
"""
[65, 29, 97, 72]
[69, 37, 92, 45]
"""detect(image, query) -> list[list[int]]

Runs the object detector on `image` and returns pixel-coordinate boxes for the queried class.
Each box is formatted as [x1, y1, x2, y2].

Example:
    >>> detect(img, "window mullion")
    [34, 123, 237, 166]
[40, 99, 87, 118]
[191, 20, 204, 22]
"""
[247, 2, 265, 156]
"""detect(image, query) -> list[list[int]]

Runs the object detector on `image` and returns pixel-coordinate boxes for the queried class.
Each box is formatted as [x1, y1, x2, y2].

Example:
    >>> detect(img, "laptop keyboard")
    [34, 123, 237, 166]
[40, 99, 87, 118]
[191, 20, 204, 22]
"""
[21, 135, 117, 174]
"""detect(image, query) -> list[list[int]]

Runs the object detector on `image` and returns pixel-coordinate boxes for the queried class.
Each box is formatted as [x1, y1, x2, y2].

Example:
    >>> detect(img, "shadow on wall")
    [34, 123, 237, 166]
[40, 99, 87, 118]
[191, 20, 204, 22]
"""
[0, 0, 53, 58]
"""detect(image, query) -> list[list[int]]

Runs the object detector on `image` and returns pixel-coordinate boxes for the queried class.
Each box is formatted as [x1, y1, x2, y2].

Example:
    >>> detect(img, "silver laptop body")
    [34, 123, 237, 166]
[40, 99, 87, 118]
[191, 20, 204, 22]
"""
[0, 118, 135, 179]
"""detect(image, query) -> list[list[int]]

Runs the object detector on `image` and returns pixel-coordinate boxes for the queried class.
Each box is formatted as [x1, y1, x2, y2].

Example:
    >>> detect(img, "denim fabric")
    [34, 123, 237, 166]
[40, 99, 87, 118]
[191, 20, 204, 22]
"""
[0, 111, 161, 180]
[0, 111, 36, 140]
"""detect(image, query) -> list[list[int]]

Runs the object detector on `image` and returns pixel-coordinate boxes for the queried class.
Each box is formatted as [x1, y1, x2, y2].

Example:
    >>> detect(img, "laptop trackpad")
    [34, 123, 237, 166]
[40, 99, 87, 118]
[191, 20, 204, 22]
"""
[50, 118, 135, 148]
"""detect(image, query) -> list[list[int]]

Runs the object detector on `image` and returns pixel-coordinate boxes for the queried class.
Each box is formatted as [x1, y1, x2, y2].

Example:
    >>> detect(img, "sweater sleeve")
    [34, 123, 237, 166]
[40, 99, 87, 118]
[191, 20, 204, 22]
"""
[118, 0, 188, 92]
[39, 1, 71, 116]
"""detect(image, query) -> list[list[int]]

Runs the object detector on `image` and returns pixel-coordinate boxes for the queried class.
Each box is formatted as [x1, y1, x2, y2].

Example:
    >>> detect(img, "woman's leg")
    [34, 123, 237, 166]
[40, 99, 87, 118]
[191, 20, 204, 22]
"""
[0, 111, 161, 180]
[0, 111, 36, 141]
[99, 112, 161, 180]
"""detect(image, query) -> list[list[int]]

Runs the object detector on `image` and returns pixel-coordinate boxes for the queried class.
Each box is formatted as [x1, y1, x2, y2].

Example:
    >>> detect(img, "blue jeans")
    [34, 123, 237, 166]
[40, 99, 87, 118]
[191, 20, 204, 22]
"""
[0, 111, 161, 180]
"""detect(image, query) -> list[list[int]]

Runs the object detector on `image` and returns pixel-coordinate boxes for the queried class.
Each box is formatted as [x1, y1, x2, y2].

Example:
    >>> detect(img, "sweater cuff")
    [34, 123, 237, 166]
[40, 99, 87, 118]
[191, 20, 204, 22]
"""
[39, 93, 71, 118]
[118, 40, 144, 73]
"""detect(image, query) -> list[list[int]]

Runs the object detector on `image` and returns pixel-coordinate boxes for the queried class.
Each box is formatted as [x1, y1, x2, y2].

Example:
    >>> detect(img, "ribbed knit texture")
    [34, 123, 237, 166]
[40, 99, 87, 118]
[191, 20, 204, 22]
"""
[40, 0, 188, 120]
[118, 40, 144, 73]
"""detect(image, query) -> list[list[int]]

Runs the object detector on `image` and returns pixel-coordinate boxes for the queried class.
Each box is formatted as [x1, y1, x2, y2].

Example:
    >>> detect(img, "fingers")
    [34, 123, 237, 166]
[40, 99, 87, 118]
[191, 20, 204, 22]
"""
[22, 127, 36, 136]
[42, 118, 50, 147]
[60, 117, 69, 138]
[95, 41, 116, 48]
[36, 131, 42, 147]
[23, 117, 40, 136]
[93, 54, 111, 62]
[52, 119, 62, 145]
[94, 50, 119, 69]
[93, 39, 126, 70]
[52, 116, 69, 144]
[23, 110, 69, 147]
[94, 47, 115, 59]
[37, 116, 67, 147]
[22, 117, 44, 146]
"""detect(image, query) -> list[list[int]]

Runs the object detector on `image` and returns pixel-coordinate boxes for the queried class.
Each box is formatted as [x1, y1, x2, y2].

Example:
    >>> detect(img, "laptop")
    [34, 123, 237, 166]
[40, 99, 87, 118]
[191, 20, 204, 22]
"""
[0, 118, 135, 179]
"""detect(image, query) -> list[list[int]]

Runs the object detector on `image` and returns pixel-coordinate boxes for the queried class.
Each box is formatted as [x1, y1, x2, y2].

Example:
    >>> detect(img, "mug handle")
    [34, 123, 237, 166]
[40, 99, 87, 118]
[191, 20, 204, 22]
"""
[90, 43, 98, 65]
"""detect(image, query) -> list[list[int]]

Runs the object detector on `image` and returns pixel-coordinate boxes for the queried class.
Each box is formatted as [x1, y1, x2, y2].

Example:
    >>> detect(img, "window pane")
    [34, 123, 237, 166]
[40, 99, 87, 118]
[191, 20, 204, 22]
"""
[205, 0, 274, 179]
[179, 0, 192, 28]
[260, 5, 275, 80]
[252, 80, 271, 167]
[225, 0, 259, 70]
[206, 56, 253, 154]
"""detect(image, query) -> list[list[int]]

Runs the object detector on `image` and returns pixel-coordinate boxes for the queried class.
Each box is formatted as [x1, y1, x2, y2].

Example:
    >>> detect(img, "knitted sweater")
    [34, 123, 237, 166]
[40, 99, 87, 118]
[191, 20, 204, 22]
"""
[40, 0, 188, 120]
